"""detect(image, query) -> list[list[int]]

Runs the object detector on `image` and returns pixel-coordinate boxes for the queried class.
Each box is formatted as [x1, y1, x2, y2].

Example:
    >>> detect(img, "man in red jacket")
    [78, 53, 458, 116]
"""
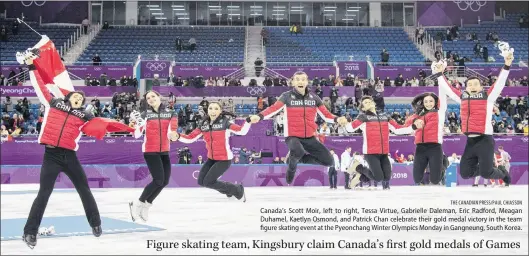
[436, 49, 513, 186]
[249, 71, 348, 184]
[19, 50, 133, 249]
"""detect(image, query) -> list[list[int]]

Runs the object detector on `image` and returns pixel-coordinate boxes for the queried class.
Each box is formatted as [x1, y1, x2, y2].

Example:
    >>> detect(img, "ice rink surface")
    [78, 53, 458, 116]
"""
[1, 184, 528, 255]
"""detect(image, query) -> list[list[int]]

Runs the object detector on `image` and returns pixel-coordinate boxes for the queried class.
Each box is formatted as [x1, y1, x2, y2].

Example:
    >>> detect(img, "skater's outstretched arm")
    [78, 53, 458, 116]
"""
[26, 59, 53, 106]
[487, 52, 513, 99]
[229, 119, 251, 136]
[389, 119, 415, 135]
[178, 128, 203, 143]
[432, 60, 461, 104]
[167, 111, 179, 141]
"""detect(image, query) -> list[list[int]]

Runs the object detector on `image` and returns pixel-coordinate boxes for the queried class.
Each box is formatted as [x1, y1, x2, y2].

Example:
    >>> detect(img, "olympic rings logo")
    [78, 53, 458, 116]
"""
[105, 139, 115, 143]
[453, 1, 487, 12]
[205, 67, 213, 71]
[246, 86, 266, 96]
[192, 170, 199, 179]
[145, 62, 167, 71]
[94, 67, 102, 71]
[21, 1, 46, 7]
[522, 137, 528, 143]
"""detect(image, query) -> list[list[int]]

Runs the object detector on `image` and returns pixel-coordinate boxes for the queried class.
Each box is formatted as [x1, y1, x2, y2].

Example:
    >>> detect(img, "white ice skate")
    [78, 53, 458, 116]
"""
[128, 200, 144, 222]
[140, 202, 152, 222]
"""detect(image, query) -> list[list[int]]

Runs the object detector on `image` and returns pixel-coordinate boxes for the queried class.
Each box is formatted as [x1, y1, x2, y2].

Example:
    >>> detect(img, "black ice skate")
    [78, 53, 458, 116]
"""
[22, 233, 36, 249]
[286, 169, 296, 185]
[92, 226, 102, 237]
[235, 184, 246, 202]
[472, 184, 478, 187]
[382, 181, 390, 190]
[226, 194, 233, 198]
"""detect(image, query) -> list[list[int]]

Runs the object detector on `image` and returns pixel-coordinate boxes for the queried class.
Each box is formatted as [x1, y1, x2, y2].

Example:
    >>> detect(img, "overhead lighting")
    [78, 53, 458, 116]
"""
[349, 6, 361, 9]
[345, 14, 357, 16]
[291, 6, 304, 9]
[324, 6, 337, 9]
[174, 13, 188, 16]
[342, 18, 355, 21]
[172, 8, 185, 11]
[178, 17, 190, 20]
[250, 13, 262, 16]
[323, 13, 334, 16]
[250, 6, 262, 9]
[171, 5, 184, 8]
[290, 10, 303, 12]
[152, 13, 164, 15]
[272, 13, 284, 16]
[146, 5, 159, 8]
[227, 6, 240, 9]
[216, 13, 222, 16]
[149, 8, 161, 11]
[273, 6, 286, 9]
[208, 5, 221, 8]
[154, 17, 166, 20]
[209, 9, 221, 11]
[228, 13, 241, 16]
[323, 9, 336, 12]
[347, 10, 360, 12]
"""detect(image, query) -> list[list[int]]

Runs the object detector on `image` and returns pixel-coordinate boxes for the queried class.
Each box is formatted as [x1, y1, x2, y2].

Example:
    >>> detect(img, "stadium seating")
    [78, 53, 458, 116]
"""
[264, 27, 426, 65]
[426, 13, 529, 64]
[0, 19, 79, 63]
[77, 26, 245, 65]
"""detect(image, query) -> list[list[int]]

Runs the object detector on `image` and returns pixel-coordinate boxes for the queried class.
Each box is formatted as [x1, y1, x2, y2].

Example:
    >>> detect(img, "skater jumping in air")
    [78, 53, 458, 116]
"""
[129, 90, 178, 222]
[249, 71, 348, 184]
[434, 44, 514, 186]
[345, 96, 415, 190]
[403, 89, 448, 185]
[18, 49, 133, 248]
[175, 102, 249, 201]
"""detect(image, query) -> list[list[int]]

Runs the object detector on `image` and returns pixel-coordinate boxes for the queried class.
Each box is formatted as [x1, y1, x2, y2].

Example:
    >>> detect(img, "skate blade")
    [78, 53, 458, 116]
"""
[22, 237, 35, 250]
[128, 202, 136, 222]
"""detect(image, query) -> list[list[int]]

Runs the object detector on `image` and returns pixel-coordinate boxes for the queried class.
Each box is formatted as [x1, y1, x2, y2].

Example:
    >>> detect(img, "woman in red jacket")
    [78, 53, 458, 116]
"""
[128, 90, 178, 223]
[404, 91, 447, 185]
[176, 102, 250, 201]
[345, 96, 416, 190]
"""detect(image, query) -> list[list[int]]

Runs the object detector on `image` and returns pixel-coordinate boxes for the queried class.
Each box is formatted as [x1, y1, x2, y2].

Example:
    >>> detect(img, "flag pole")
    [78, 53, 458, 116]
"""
[17, 18, 42, 37]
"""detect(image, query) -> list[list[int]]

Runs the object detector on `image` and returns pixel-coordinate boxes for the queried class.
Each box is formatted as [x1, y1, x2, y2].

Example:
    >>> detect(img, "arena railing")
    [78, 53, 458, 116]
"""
[67, 61, 136, 66]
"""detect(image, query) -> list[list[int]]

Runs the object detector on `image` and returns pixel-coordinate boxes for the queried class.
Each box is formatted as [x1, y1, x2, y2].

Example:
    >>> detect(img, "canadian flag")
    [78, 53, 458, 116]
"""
[31, 35, 74, 98]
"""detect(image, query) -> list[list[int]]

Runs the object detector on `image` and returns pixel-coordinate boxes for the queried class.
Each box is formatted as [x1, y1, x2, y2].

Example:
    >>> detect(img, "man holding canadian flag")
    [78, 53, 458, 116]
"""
[16, 35, 135, 249]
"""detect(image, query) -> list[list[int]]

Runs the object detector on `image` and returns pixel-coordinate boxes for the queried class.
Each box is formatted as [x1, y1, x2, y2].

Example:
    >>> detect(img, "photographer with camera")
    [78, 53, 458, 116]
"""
[178, 146, 193, 164]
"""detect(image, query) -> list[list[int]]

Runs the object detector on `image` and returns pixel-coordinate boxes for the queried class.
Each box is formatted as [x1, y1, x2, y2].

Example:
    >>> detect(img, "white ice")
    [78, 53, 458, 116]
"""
[1, 184, 528, 255]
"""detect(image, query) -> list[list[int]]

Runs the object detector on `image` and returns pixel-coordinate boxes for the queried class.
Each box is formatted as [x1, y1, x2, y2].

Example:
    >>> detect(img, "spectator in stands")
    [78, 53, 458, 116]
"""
[416, 26, 425, 45]
[92, 54, 102, 66]
[82, 17, 90, 34]
[175, 37, 183, 52]
[383, 77, 391, 87]
[261, 28, 268, 45]
[0, 74, 5, 86]
[254, 58, 263, 77]
[1, 125, 9, 142]
[290, 24, 298, 35]
[263, 77, 273, 86]
[102, 21, 109, 30]
[152, 75, 160, 86]
[175, 76, 184, 87]
[239, 148, 251, 164]
[380, 48, 390, 66]
[99, 73, 108, 86]
[3, 96, 12, 113]
[394, 74, 404, 86]
[272, 157, 282, 164]
[520, 76, 528, 87]
[520, 15, 526, 28]
[189, 37, 196, 53]
[195, 155, 204, 164]
[215, 77, 224, 86]
[11, 20, 19, 35]
[474, 42, 482, 58]
[1, 25, 8, 42]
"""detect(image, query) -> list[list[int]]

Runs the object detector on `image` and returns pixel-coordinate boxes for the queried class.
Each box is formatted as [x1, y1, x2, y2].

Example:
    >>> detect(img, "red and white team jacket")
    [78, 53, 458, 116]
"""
[178, 117, 251, 160]
[134, 105, 178, 153]
[257, 89, 337, 138]
[345, 111, 413, 155]
[404, 92, 448, 145]
[439, 65, 510, 135]
[29, 64, 93, 151]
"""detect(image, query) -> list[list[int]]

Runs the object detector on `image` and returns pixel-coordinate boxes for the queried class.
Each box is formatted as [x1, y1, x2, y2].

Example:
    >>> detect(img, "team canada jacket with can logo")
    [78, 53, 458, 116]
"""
[404, 92, 448, 145]
[134, 105, 178, 153]
[178, 117, 251, 160]
[28, 65, 94, 151]
[346, 111, 413, 155]
[438, 65, 510, 135]
[257, 89, 337, 138]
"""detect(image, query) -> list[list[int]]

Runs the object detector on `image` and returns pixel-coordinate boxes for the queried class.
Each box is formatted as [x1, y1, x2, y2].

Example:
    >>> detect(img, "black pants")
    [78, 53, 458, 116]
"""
[356, 154, 392, 182]
[460, 135, 506, 179]
[413, 143, 444, 185]
[199, 159, 241, 197]
[24, 147, 100, 235]
[140, 153, 171, 203]
[285, 136, 334, 172]
[344, 172, 351, 189]
[328, 167, 337, 188]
